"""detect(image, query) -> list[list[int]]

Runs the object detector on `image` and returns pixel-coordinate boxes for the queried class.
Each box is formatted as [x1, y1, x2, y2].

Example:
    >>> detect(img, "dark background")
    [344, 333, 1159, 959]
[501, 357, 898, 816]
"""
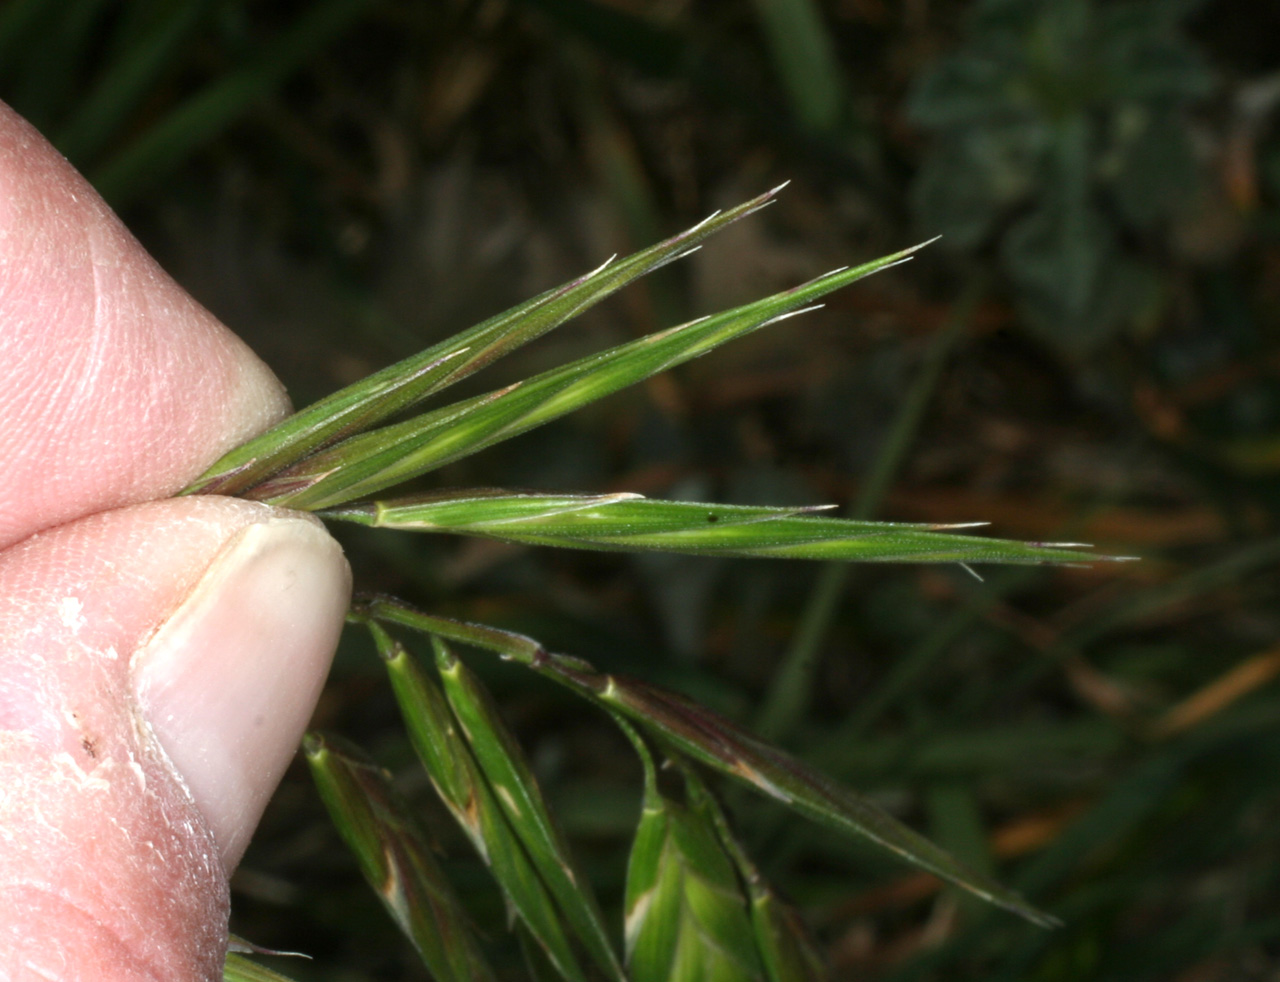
[4, 0, 1280, 978]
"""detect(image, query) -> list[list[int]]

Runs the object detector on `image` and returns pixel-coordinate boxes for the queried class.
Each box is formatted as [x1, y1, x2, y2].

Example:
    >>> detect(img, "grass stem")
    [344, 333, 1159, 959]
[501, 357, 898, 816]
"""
[755, 276, 985, 741]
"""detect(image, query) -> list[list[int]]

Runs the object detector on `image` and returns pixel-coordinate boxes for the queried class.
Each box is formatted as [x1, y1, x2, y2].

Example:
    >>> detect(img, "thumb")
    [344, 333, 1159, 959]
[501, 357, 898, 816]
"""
[0, 496, 350, 981]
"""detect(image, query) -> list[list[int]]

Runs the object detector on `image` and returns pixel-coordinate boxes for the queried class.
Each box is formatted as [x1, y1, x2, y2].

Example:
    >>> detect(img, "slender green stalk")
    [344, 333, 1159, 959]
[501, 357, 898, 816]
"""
[842, 567, 1037, 739]
[749, 0, 845, 133]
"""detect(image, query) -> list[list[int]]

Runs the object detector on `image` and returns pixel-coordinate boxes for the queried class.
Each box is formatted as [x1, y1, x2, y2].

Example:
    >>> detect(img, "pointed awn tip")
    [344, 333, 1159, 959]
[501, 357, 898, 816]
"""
[883, 236, 941, 264]
[651, 244, 703, 273]
[876, 255, 918, 276]
[760, 304, 825, 328]
[581, 254, 617, 280]
[687, 209, 724, 235]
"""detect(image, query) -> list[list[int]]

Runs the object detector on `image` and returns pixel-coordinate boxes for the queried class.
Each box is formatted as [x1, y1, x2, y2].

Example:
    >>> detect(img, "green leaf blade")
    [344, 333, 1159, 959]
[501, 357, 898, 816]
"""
[92, 0, 375, 206]
[54, 2, 213, 166]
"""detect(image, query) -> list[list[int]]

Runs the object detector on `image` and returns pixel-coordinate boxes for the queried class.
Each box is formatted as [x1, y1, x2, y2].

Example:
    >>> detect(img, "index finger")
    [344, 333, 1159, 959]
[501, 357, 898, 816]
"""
[0, 101, 290, 550]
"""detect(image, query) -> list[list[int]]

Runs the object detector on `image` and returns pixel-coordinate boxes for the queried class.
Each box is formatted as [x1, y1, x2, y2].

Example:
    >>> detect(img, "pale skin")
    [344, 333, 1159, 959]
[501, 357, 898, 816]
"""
[0, 102, 352, 979]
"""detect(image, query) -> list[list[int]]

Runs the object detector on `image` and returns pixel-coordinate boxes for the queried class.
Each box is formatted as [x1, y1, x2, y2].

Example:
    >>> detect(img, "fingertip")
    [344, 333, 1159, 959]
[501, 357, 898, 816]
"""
[0, 497, 349, 975]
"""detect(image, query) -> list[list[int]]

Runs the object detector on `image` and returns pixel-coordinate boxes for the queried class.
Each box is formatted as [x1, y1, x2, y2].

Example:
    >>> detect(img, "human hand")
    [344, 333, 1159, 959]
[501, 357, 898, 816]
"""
[0, 102, 351, 979]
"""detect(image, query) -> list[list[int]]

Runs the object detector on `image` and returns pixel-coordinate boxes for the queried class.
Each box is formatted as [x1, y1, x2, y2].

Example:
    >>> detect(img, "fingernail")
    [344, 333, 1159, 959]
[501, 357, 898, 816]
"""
[132, 516, 350, 871]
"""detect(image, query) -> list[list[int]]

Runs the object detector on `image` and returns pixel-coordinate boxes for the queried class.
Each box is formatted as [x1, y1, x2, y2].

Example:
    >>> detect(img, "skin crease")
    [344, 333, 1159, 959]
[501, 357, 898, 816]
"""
[0, 102, 351, 980]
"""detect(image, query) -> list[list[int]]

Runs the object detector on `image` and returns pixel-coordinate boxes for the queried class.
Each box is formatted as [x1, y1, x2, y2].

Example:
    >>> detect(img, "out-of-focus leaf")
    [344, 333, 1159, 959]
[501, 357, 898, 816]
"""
[1107, 110, 1201, 229]
[0, 0, 50, 75]
[1096, 0, 1212, 101]
[1001, 190, 1152, 357]
[54, 1, 213, 165]
[248, 242, 933, 509]
[909, 0, 1213, 355]
[748, 0, 844, 133]
[1, 0, 106, 133]
[324, 490, 1111, 566]
[303, 732, 498, 982]
[372, 625, 589, 982]
[356, 596, 1061, 928]
[911, 128, 1046, 246]
[183, 187, 786, 497]
[434, 640, 626, 982]
[90, 0, 374, 205]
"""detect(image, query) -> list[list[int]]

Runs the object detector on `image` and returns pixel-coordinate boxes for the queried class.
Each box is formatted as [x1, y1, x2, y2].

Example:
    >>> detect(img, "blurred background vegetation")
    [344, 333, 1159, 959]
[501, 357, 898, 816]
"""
[4, 0, 1280, 978]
